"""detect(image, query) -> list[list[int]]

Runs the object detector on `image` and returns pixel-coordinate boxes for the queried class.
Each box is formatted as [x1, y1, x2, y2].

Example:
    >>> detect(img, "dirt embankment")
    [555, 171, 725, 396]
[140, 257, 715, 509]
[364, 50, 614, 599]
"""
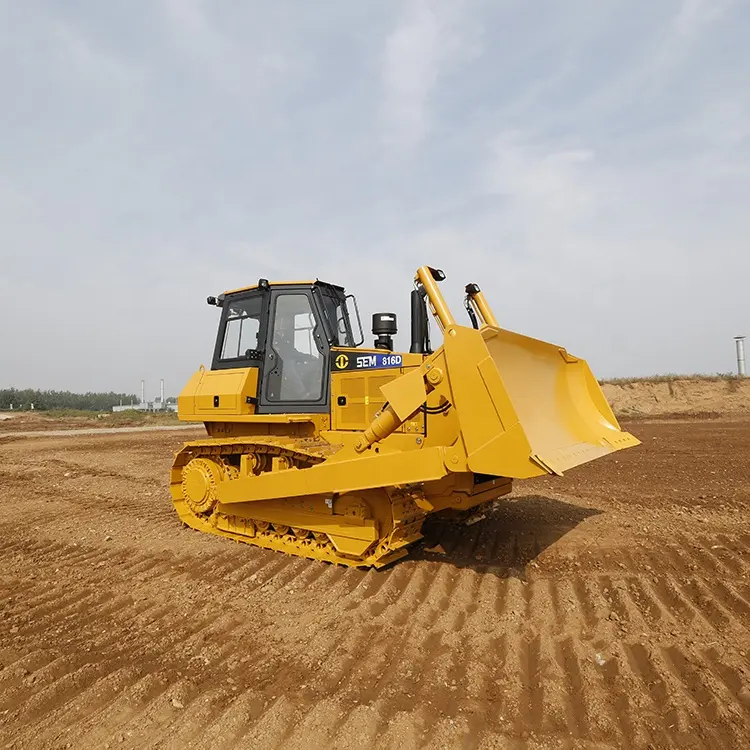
[603, 377, 750, 418]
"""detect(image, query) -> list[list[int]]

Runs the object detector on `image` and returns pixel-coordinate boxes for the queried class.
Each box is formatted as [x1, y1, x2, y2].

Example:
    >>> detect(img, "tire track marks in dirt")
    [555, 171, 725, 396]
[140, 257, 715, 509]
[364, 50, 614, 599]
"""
[13, 604, 249, 749]
[1, 422, 750, 747]
[4, 548, 750, 749]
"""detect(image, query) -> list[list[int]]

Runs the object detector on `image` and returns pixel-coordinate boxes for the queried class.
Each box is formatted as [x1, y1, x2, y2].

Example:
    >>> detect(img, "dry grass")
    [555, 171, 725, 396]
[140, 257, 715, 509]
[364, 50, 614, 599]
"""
[0, 409, 181, 431]
[38, 409, 179, 425]
[106, 410, 181, 426]
[599, 372, 738, 385]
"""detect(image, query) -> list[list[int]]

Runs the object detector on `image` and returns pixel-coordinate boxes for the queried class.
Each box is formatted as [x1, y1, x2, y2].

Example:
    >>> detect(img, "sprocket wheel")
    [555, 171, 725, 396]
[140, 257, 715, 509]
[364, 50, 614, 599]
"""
[181, 457, 224, 516]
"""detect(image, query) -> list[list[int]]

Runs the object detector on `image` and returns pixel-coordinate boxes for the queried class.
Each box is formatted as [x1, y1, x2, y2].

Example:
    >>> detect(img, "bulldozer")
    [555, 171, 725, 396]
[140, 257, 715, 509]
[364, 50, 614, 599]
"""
[171, 265, 639, 567]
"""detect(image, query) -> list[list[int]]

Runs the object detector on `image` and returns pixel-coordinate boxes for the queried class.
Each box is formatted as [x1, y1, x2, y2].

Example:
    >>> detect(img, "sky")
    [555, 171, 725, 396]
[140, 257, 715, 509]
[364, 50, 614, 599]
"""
[1, 0, 748, 397]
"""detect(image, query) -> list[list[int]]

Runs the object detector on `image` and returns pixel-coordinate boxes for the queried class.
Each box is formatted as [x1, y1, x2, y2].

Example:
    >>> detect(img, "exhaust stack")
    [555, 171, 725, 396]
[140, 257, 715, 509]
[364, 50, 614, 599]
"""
[410, 289, 425, 353]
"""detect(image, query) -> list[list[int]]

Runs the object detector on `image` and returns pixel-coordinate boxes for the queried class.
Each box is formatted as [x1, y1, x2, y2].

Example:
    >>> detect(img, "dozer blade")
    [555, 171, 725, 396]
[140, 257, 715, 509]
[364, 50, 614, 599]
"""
[443, 325, 640, 478]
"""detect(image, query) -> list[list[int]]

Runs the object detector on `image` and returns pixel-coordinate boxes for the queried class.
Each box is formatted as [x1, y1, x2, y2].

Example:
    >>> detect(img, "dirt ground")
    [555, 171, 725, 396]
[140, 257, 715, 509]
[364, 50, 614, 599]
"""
[0, 411, 180, 434]
[1, 419, 749, 749]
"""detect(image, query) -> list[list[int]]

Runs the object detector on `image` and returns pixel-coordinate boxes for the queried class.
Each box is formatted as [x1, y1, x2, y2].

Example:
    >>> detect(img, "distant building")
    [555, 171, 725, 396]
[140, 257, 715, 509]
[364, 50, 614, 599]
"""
[112, 400, 178, 413]
[113, 379, 178, 412]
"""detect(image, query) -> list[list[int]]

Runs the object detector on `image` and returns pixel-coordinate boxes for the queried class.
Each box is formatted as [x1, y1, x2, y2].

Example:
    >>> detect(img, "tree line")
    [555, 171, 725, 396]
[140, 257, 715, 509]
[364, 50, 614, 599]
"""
[0, 389, 140, 412]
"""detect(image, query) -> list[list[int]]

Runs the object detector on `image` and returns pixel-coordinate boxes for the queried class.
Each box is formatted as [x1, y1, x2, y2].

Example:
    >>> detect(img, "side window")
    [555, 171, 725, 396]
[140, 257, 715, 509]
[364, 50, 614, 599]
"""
[220, 295, 263, 361]
[333, 302, 352, 347]
[267, 294, 325, 402]
[321, 292, 354, 347]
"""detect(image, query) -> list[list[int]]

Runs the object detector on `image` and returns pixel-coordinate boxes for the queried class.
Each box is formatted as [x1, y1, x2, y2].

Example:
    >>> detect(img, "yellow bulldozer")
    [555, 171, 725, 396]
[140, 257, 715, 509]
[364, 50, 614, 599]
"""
[171, 266, 639, 567]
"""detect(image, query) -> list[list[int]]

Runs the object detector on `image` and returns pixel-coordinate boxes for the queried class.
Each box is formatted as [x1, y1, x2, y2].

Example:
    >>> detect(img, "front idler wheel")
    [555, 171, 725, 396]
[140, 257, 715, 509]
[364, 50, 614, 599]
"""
[181, 457, 224, 516]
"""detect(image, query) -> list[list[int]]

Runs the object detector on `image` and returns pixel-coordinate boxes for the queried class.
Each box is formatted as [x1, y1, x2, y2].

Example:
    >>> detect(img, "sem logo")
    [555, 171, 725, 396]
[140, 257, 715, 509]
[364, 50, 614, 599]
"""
[335, 354, 349, 369]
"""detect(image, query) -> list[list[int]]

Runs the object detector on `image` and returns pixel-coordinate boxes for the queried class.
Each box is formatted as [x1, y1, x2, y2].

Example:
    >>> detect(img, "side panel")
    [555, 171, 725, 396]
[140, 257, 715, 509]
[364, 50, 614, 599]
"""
[331, 367, 426, 434]
[178, 367, 259, 419]
[331, 370, 393, 429]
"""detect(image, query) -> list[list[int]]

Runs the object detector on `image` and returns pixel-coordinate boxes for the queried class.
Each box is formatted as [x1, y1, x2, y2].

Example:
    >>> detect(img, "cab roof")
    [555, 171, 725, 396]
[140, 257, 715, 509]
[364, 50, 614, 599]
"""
[223, 279, 345, 296]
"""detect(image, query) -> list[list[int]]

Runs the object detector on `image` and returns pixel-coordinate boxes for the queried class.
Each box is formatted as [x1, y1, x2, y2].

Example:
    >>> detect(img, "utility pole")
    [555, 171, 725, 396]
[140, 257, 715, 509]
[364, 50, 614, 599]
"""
[735, 336, 746, 377]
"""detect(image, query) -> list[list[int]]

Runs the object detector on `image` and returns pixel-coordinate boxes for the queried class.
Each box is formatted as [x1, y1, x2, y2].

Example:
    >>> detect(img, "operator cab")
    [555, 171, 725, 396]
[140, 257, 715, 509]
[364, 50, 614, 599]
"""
[207, 280, 363, 414]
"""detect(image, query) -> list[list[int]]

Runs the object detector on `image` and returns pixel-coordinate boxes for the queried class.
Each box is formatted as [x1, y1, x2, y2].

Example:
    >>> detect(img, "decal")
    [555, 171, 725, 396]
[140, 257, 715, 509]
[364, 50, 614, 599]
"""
[332, 352, 403, 371]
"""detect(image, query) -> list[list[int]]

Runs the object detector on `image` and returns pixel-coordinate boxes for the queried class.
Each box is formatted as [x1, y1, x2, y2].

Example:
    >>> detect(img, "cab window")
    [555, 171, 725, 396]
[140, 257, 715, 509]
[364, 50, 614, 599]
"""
[219, 295, 263, 361]
[321, 292, 354, 347]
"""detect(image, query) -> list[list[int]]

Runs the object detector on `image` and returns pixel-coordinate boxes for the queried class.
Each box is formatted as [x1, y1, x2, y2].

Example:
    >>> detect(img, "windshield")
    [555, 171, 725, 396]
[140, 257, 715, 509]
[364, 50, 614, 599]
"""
[220, 294, 263, 360]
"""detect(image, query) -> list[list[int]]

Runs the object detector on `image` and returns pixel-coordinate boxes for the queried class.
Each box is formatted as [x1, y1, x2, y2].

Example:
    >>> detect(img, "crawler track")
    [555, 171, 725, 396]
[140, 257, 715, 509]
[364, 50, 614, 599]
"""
[170, 438, 424, 567]
[1, 420, 749, 748]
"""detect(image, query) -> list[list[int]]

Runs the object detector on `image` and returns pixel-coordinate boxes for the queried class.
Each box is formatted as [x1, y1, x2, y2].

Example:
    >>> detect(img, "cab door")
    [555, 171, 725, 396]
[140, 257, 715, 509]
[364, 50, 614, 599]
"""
[257, 288, 331, 414]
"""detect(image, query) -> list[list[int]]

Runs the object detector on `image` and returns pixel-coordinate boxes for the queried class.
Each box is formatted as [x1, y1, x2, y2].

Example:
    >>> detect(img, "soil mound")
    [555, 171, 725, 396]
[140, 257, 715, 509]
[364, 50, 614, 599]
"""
[603, 377, 750, 418]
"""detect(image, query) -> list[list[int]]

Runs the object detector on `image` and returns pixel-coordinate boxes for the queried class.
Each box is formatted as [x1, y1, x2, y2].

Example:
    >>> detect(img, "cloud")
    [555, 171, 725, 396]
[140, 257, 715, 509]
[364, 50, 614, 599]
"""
[49, 19, 136, 84]
[379, 0, 480, 149]
[380, 0, 442, 147]
[484, 132, 596, 246]
[674, 0, 734, 37]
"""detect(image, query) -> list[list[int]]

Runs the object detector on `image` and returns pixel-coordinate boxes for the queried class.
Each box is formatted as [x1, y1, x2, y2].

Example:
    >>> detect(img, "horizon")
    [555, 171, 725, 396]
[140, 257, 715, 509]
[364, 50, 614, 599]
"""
[1, 369, 746, 406]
